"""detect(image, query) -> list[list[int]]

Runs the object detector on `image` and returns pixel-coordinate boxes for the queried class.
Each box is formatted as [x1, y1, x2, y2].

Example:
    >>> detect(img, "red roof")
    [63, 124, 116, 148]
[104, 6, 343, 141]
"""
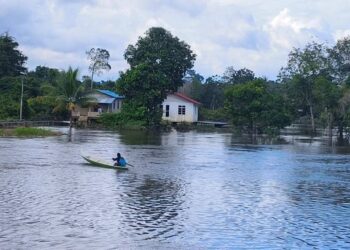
[172, 92, 201, 105]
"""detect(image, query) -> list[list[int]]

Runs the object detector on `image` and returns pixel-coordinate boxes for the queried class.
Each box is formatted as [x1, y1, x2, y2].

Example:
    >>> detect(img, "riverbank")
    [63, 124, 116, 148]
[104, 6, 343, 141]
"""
[0, 127, 62, 137]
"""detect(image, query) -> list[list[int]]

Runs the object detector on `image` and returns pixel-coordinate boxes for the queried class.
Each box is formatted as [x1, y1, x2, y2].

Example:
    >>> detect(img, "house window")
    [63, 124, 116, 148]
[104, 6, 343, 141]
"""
[166, 105, 170, 117]
[178, 105, 185, 115]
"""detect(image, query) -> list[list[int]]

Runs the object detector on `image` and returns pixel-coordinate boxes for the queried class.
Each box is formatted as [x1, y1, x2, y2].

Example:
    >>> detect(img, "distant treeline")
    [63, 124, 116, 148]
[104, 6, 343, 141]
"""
[1, 30, 350, 140]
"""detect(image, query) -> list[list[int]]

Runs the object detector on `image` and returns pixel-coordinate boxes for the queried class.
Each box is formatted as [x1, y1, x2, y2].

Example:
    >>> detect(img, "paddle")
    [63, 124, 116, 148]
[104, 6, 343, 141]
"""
[126, 163, 135, 167]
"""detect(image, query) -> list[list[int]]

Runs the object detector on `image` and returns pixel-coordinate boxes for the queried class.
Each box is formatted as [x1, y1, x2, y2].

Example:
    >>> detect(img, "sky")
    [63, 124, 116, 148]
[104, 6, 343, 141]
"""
[1, 0, 350, 81]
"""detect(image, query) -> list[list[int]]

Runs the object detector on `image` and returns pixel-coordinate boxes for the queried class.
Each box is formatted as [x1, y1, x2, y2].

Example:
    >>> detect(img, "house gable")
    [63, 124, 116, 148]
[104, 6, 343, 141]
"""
[162, 93, 200, 123]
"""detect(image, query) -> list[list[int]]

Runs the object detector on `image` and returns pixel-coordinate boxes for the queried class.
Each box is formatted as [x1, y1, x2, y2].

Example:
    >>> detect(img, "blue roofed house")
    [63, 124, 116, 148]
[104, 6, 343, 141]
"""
[72, 89, 124, 123]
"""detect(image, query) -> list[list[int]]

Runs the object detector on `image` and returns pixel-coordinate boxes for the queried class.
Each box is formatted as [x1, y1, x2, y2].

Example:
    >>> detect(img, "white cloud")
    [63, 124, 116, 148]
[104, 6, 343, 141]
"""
[264, 8, 322, 49]
[333, 30, 350, 42]
[1, 0, 350, 80]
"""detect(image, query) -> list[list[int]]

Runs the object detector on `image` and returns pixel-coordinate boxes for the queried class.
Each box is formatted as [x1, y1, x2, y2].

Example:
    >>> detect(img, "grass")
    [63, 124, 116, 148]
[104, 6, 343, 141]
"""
[0, 127, 61, 137]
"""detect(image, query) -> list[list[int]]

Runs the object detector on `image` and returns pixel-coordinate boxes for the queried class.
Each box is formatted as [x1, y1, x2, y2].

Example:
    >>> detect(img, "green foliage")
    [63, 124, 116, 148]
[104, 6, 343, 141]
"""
[199, 76, 226, 109]
[0, 76, 22, 119]
[13, 127, 56, 136]
[223, 67, 256, 84]
[27, 66, 60, 84]
[279, 41, 331, 133]
[97, 109, 147, 129]
[0, 94, 20, 119]
[53, 67, 87, 112]
[225, 79, 291, 134]
[179, 70, 204, 100]
[118, 27, 196, 127]
[0, 33, 27, 78]
[328, 36, 350, 84]
[117, 63, 166, 125]
[27, 96, 65, 120]
[124, 27, 196, 91]
[199, 108, 227, 121]
[0, 127, 59, 137]
[94, 80, 116, 91]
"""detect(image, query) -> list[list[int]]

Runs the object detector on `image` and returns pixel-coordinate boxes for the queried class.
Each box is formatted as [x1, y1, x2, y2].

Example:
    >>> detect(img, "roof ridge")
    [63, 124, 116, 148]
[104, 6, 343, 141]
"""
[173, 92, 201, 105]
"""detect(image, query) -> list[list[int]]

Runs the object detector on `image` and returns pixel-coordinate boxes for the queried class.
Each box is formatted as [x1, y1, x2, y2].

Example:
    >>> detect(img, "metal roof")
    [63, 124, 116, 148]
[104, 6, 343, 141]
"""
[97, 89, 124, 99]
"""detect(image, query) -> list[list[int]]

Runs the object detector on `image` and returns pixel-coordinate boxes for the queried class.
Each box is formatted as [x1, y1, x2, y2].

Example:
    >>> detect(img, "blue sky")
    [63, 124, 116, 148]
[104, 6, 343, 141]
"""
[1, 0, 350, 81]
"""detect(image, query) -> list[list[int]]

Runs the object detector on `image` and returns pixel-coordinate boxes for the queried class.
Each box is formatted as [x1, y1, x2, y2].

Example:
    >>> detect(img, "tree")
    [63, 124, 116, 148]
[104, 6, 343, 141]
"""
[53, 67, 88, 129]
[223, 67, 255, 85]
[200, 75, 225, 110]
[117, 63, 168, 126]
[328, 36, 350, 84]
[312, 76, 341, 141]
[124, 27, 196, 92]
[27, 66, 60, 84]
[86, 48, 111, 89]
[279, 42, 330, 134]
[0, 77, 22, 119]
[117, 27, 196, 126]
[0, 33, 27, 78]
[328, 37, 350, 142]
[225, 79, 291, 135]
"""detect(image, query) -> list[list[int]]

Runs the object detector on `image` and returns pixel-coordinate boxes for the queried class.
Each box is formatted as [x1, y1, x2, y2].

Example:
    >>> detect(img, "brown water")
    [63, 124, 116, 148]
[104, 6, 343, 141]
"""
[0, 128, 349, 249]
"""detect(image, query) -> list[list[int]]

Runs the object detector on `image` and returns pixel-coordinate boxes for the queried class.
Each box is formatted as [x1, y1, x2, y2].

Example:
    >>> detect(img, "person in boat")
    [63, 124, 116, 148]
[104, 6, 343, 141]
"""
[112, 153, 127, 167]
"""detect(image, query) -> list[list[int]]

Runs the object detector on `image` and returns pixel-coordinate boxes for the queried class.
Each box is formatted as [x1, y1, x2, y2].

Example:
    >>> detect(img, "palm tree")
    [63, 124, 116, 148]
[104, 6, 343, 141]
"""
[53, 67, 92, 137]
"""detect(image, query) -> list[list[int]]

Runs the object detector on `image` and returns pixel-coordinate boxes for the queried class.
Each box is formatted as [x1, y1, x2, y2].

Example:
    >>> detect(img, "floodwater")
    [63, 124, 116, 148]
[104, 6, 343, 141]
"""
[0, 128, 349, 249]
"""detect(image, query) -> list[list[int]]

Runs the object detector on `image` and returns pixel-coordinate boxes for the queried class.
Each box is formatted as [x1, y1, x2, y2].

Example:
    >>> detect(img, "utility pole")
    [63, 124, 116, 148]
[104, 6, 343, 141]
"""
[19, 76, 24, 120]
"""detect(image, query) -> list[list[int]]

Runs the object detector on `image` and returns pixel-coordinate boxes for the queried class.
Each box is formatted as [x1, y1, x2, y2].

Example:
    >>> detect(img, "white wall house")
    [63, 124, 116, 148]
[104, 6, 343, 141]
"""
[161, 92, 201, 123]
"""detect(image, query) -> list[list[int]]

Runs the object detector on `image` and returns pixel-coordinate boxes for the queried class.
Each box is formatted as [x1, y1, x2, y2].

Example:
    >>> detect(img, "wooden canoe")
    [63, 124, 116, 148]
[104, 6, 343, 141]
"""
[81, 155, 128, 170]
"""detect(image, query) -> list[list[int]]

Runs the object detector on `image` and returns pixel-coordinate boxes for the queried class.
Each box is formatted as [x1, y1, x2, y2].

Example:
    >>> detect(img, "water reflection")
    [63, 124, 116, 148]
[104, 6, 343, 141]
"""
[118, 130, 163, 145]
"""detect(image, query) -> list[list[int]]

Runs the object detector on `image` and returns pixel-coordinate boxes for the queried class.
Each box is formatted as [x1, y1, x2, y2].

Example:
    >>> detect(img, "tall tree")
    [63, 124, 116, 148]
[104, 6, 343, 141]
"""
[279, 42, 330, 134]
[53, 67, 88, 129]
[328, 37, 350, 141]
[0, 33, 27, 78]
[86, 48, 111, 89]
[117, 27, 196, 126]
[123, 27, 196, 93]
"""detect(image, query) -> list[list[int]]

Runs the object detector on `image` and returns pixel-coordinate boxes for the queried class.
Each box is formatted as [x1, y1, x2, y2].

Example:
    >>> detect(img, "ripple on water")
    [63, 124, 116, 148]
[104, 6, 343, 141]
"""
[0, 129, 349, 249]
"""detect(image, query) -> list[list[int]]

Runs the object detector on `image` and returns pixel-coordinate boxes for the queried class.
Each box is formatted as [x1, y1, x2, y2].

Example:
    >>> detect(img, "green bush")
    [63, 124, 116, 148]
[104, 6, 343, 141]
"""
[13, 127, 57, 137]
[199, 108, 228, 121]
[0, 127, 59, 137]
[97, 112, 147, 130]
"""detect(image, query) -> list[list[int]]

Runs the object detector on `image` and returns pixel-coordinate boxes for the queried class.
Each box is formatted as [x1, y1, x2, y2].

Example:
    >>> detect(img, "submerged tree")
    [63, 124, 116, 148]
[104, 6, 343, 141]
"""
[117, 27, 196, 126]
[279, 42, 330, 134]
[225, 79, 291, 135]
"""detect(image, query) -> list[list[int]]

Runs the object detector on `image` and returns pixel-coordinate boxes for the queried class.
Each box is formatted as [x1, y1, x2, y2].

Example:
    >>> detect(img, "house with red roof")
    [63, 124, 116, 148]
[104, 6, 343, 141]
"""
[161, 92, 201, 123]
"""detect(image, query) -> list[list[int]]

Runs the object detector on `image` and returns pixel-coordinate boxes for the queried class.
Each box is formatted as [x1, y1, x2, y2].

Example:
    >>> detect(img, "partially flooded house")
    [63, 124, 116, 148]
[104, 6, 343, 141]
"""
[72, 90, 124, 124]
